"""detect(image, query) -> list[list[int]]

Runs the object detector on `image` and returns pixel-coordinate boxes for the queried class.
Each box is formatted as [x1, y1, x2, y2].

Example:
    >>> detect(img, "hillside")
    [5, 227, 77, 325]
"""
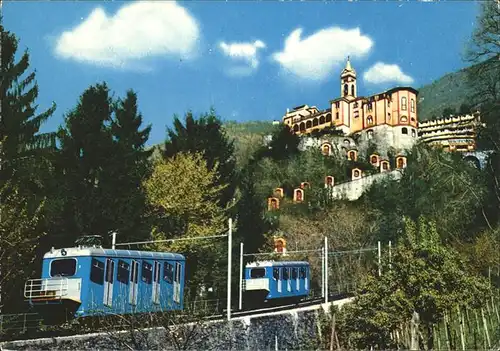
[416, 66, 474, 121]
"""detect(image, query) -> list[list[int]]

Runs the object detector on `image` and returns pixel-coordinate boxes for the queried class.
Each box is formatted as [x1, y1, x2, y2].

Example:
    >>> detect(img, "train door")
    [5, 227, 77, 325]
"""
[294, 268, 299, 291]
[299, 267, 305, 291]
[273, 268, 281, 293]
[103, 258, 115, 307]
[173, 262, 182, 304]
[129, 260, 139, 306]
[305, 267, 309, 290]
[152, 261, 161, 304]
[287, 268, 291, 292]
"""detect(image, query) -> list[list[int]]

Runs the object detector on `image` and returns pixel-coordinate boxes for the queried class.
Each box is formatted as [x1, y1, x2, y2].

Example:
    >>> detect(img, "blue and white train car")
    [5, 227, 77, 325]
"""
[24, 246, 185, 322]
[243, 261, 310, 306]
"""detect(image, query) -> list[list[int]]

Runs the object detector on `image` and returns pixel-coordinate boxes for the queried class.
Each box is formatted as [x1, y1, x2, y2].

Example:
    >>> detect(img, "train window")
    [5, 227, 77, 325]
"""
[142, 261, 153, 284]
[117, 260, 130, 285]
[299, 267, 306, 279]
[282, 267, 289, 280]
[163, 262, 174, 284]
[292, 268, 298, 279]
[250, 268, 266, 278]
[90, 258, 105, 285]
[50, 258, 77, 277]
[273, 268, 279, 280]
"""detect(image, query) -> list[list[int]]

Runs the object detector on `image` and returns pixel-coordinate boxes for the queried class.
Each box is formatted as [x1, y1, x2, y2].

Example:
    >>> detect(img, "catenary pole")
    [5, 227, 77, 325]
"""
[324, 236, 328, 304]
[227, 218, 233, 321]
[239, 242, 244, 310]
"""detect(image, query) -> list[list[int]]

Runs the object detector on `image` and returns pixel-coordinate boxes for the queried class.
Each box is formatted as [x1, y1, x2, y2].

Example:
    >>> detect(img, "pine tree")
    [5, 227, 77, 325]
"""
[56, 83, 115, 243]
[0, 24, 56, 313]
[164, 108, 237, 209]
[106, 90, 152, 241]
[235, 167, 269, 260]
[0, 24, 56, 194]
[253, 124, 300, 162]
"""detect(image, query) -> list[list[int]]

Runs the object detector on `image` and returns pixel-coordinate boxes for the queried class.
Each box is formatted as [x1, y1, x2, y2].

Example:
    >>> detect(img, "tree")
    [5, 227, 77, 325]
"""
[0, 24, 57, 314]
[234, 167, 269, 260]
[362, 144, 489, 243]
[254, 124, 300, 162]
[0, 24, 56, 194]
[458, 102, 472, 115]
[337, 217, 491, 350]
[441, 106, 455, 118]
[105, 90, 153, 242]
[143, 152, 228, 300]
[56, 83, 116, 244]
[0, 183, 46, 313]
[163, 109, 237, 210]
[465, 1, 500, 227]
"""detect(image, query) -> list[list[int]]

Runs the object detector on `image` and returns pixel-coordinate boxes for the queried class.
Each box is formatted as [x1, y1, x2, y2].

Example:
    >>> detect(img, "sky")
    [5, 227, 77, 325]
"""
[4, 0, 481, 146]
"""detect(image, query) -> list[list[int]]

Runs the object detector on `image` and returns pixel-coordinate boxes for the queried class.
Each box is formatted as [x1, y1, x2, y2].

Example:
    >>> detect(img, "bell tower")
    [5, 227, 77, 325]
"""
[340, 56, 357, 100]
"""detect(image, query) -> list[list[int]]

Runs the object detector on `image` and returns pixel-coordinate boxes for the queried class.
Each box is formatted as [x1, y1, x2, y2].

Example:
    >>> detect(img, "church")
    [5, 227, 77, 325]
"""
[281, 58, 419, 152]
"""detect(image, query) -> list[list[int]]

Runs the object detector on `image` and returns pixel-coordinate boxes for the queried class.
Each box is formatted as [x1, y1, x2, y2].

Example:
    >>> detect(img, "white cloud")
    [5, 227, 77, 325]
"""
[218, 40, 266, 76]
[363, 62, 414, 84]
[54, 1, 200, 69]
[271, 27, 373, 81]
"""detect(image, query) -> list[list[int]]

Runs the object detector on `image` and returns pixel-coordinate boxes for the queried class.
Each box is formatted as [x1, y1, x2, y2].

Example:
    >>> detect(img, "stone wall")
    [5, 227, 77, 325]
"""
[330, 169, 402, 201]
[1, 299, 352, 350]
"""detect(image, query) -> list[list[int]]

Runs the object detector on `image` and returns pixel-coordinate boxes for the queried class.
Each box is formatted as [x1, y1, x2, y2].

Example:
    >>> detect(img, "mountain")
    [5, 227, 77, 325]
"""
[415, 59, 494, 121]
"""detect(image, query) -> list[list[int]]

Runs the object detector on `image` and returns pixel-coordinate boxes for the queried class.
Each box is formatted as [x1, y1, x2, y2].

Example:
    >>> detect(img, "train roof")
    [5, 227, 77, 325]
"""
[246, 260, 309, 268]
[43, 247, 185, 261]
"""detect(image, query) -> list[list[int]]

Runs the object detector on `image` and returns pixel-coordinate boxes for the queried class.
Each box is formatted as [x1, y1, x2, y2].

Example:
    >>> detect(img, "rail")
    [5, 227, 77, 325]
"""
[24, 278, 69, 300]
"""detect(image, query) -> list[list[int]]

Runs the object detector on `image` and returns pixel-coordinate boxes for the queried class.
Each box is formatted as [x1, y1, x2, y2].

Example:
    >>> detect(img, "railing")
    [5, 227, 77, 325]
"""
[184, 299, 226, 316]
[24, 278, 69, 300]
[0, 313, 44, 336]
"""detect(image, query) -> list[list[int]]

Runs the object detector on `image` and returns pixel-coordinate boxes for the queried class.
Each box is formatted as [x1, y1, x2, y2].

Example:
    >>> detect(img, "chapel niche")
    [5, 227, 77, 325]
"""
[267, 197, 280, 211]
[293, 188, 304, 203]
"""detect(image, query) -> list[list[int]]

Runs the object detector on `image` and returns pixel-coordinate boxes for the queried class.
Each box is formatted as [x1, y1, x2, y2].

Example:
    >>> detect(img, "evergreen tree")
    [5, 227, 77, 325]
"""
[0, 24, 57, 312]
[106, 90, 153, 241]
[56, 83, 115, 244]
[0, 24, 56, 195]
[163, 109, 237, 209]
[254, 124, 300, 162]
[235, 167, 269, 260]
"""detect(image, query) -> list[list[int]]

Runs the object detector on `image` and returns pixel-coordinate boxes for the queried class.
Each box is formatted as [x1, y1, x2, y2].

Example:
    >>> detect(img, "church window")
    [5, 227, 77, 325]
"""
[354, 111, 359, 118]
[400, 115, 408, 122]
[402, 127, 408, 135]
[354, 102, 359, 108]
[410, 99, 415, 112]
[401, 97, 407, 111]
[344, 84, 348, 96]
[326, 114, 332, 123]
[336, 112, 339, 119]
[351, 85, 355, 96]
[367, 116, 373, 125]
[335, 102, 340, 108]
[367, 102, 373, 111]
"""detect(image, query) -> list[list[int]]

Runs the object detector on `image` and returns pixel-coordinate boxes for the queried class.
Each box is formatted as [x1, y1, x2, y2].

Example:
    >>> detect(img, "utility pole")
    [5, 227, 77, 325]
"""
[239, 242, 244, 310]
[227, 218, 233, 321]
[111, 231, 117, 250]
[324, 236, 328, 304]
[378, 241, 381, 277]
